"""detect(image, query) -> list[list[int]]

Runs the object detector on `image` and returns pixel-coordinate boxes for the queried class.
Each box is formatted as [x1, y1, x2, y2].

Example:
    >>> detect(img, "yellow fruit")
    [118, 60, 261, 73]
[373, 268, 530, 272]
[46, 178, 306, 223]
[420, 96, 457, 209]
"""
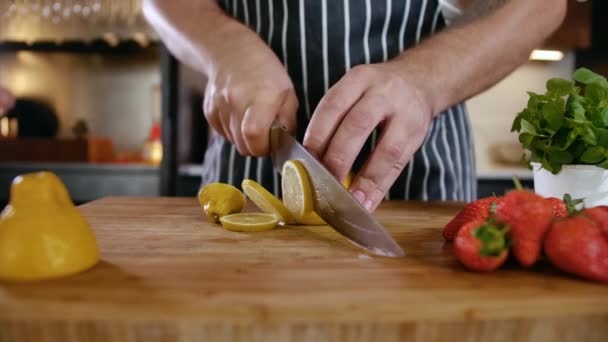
[281, 160, 314, 221]
[241, 179, 295, 224]
[343, 171, 354, 189]
[198, 183, 245, 222]
[0, 172, 99, 281]
[297, 211, 327, 225]
[219, 213, 279, 232]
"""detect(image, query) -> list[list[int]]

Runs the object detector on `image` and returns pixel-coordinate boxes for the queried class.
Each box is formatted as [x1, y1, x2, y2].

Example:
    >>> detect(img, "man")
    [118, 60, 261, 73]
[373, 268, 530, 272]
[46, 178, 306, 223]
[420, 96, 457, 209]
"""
[143, 0, 566, 211]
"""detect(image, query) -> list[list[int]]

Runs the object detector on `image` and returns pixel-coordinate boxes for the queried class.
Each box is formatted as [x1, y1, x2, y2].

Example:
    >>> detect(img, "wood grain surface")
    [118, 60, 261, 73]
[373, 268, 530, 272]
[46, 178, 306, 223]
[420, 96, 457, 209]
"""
[1, 197, 607, 342]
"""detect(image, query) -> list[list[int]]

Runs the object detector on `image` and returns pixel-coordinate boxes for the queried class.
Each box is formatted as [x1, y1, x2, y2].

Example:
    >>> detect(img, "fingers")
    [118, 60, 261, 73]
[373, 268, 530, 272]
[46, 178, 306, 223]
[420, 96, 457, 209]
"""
[303, 66, 370, 158]
[321, 91, 390, 183]
[350, 117, 423, 212]
[204, 83, 298, 156]
[277, 91, 299, 134]
[241, 91, 286, 156]
[204, 89, 233, 143]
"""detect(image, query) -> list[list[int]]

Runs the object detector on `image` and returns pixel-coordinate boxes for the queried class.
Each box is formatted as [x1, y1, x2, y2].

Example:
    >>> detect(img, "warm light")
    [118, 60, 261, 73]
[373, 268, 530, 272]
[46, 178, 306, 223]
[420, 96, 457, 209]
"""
[150, 140, 163, 164]
[0, 117, 9, 137]
[530, 49, 564, 62]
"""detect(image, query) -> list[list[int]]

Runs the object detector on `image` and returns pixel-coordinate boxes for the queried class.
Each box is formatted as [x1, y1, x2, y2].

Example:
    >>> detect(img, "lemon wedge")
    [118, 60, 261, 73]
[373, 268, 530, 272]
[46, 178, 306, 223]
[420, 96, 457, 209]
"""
[281, 160, 315, 222]
[219, 213, 279, 232]
[241, 179, 295, 224]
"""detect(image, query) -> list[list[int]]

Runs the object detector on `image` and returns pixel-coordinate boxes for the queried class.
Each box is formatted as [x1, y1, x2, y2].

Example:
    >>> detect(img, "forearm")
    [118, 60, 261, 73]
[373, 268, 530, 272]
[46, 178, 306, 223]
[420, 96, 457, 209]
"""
[142, 0, 266, 76]
[390, 0, 567, 116]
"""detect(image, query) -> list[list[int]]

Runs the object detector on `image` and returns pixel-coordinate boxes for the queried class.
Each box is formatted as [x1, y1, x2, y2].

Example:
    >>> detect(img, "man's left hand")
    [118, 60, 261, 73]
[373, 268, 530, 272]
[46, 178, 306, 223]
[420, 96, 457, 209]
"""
[303, 62, 434, 212]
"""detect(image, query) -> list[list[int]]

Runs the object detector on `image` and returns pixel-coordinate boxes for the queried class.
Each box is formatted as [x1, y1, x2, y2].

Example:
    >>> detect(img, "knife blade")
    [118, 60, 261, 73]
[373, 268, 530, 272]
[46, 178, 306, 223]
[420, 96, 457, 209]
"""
[270, 125, 405, 257]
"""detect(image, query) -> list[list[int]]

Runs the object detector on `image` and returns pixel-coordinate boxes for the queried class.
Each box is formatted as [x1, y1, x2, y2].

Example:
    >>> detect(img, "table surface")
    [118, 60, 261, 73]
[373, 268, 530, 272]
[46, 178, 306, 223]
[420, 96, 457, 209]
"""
[1, 197, 607, 342]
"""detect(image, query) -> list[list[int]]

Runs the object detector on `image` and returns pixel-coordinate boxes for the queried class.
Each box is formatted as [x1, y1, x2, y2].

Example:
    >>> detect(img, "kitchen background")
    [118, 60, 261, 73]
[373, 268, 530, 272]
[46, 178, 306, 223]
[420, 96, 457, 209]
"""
[0, 0, 604, 205]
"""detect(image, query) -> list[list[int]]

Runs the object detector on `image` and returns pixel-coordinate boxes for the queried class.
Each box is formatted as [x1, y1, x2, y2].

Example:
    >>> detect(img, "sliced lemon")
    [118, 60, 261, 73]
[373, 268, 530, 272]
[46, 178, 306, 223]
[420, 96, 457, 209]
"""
[219, 213, 279, 232]
[241, 179, 295, 224]
[198, 183, 245, 222]
[343, 171, 353, 189]
[297, 211, 327, 225]
[281, 160, 315, 221]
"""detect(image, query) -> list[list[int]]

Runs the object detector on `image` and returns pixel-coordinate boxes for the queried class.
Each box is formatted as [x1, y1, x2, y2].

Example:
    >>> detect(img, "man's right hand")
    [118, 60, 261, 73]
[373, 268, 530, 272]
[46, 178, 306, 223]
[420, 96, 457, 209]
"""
[0, 86, 15, 113]
[143, 0, 297, 157]
[203, 30, 298, 156]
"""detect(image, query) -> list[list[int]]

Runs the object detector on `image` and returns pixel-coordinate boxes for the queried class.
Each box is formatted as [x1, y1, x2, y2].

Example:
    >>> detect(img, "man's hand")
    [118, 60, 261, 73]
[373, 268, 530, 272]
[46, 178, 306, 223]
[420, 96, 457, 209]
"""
[203, 33, 298, 156]
[304, 62, 433, 212]
[0, 86, 15, 112]
[143, 0, 298, 156]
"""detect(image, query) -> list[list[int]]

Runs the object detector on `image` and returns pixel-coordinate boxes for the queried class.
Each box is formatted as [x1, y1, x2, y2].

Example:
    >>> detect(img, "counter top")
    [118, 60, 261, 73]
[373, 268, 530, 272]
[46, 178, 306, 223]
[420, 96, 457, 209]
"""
[1, 197, 606, 342]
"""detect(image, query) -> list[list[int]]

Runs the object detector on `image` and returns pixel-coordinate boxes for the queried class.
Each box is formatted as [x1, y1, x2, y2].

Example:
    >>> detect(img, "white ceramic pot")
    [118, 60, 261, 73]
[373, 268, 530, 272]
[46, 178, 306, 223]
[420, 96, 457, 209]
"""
[532, 162, 608, 208]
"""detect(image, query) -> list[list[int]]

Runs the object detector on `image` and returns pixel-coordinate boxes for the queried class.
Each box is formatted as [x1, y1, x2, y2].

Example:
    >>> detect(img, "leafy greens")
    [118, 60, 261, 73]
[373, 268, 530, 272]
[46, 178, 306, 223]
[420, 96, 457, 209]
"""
[512, 68, 608, 174]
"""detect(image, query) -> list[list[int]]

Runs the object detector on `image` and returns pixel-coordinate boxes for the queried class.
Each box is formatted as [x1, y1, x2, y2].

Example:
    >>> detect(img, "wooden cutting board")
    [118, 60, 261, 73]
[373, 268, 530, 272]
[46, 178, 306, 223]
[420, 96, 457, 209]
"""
[1, 197, 607, 342]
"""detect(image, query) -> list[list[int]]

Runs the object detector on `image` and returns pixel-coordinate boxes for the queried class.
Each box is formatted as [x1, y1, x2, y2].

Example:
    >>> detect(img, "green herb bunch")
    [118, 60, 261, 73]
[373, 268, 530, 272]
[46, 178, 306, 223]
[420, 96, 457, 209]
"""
[512, 68, 608, 174]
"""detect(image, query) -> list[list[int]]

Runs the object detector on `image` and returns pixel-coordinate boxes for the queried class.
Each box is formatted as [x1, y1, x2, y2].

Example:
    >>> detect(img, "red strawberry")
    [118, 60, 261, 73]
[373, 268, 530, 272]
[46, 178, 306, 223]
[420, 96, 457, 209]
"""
[443, 197, 501, 241]
[546, 194, 583, 219]
[495, 190, 554, 267]
[546, 197, 567, 218]
[454, 218, 509, 272]
[544, 216, 608, 283]
[583, 206, 608, 236]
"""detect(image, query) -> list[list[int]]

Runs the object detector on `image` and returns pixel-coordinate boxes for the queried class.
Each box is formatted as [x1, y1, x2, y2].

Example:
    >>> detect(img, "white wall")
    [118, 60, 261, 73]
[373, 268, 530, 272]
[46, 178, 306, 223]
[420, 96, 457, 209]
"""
[0, 50, 160, 152]
[466, 51, 576, 171]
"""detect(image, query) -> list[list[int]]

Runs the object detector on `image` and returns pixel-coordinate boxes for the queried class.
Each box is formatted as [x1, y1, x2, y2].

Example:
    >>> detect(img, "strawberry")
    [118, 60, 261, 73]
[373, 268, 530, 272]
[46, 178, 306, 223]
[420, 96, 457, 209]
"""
[546, 197, 568, 218]
[454, 218, 509, 272]
[546, 194, 583, 219]
[544, 215, 608, 283]
[495, 190, 554, 267]
[583, 206, 608, 236]
[442, 197, 501, 241]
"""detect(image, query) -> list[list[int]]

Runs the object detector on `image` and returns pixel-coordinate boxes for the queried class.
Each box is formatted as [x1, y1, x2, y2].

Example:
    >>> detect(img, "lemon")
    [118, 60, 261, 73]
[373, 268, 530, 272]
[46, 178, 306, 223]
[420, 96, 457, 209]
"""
[219, 213, 279, 232]
[241, 179, 295, 224]
[198, 183, 246, 222]
[297, 211, 326, 225]
[343, 171, 353, 189]
[281, 160, 315, 221]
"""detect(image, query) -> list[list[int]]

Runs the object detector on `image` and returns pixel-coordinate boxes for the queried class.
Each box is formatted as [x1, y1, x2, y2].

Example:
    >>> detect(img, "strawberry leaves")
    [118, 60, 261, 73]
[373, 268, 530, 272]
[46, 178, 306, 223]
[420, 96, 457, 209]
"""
[513, 68, 608, 174]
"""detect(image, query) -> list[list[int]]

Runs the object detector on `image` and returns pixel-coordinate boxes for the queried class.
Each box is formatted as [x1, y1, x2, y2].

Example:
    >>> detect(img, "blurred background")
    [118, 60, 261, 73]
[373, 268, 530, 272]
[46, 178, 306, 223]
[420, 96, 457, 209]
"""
[0, 0, 605, 206]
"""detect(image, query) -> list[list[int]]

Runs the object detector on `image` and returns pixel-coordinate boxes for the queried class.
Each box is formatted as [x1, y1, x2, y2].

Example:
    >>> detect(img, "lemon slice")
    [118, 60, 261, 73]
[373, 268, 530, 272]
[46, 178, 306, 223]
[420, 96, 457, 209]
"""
[297, 211, 327, 225]
[343, 171, 353, 189]
[219, 213, 279, 232]
[241, 179, 295, 224]
[281, 160, 315, 221]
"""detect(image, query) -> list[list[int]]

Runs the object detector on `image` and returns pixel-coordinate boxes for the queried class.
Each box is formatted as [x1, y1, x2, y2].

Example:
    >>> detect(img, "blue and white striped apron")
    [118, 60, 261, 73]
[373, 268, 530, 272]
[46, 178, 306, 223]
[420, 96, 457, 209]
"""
[201, 0, 477, 202]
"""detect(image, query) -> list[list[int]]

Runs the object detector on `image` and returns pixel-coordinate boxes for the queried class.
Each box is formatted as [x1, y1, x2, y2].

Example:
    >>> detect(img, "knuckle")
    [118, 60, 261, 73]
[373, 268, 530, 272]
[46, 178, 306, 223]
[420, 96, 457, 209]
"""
[344, 113, 374, 133]
[377, 141, 404, 161]
[303, 133, 323, 151]
[323, 152, 348, 173]
[350, 64, 375, 79]
[241, 121, 261, 141]
[357, 174, 387, 199]
[320, 94, 348, 114]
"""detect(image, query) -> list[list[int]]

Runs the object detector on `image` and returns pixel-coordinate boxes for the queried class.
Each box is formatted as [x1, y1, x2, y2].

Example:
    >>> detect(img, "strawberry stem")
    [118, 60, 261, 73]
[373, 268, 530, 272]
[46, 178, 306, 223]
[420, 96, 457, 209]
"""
[473, 222, 508, 257]
[512, 177, 524, 191]
[563, 193, 584, 215]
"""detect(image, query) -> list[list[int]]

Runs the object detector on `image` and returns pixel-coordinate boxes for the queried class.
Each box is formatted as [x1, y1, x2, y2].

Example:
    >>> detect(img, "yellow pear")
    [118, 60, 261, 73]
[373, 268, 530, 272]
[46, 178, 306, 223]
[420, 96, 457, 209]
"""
[0, 172, 99, 281]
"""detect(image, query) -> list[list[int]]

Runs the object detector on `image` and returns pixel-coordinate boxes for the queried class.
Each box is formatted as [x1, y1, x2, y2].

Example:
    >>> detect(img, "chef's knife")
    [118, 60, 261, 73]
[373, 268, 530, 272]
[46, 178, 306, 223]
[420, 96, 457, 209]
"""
[270, 125, 405, 257]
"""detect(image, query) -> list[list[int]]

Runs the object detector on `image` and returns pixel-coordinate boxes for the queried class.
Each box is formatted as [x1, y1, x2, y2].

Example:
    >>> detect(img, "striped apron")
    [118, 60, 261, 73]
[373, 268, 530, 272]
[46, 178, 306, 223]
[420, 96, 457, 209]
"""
[201, 0, 477, 202]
